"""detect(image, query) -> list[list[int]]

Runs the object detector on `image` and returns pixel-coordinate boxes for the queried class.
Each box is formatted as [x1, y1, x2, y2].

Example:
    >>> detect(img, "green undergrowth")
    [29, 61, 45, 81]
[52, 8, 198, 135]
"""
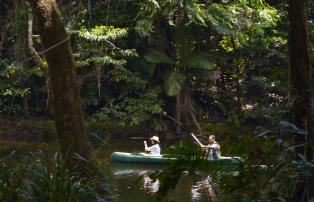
[0, 151, 112, 202]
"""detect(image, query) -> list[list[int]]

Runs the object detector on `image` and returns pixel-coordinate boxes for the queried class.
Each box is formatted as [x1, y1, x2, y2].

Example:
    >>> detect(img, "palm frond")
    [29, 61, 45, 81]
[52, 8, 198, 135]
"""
[144, 50, 175, 64]
[184, 53, 216, 70]
[163, 71, 186, 96]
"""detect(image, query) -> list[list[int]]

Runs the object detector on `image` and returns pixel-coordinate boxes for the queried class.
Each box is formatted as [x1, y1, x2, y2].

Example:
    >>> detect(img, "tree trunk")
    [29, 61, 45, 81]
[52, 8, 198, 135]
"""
[26, 2, 55, 117]
[26, 2, 45, 68]
[26, 0, 90, 170]
[288, 0, 312, 200]
[22, 96, 29, 117]
[46, 77, 55, 116]
[288, 0, 312, 161]
[175, 90, 182, 132]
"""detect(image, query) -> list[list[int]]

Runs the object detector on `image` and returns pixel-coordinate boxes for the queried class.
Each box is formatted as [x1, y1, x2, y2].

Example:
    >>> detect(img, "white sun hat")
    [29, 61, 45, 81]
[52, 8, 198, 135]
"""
[150, 136, 160, 143]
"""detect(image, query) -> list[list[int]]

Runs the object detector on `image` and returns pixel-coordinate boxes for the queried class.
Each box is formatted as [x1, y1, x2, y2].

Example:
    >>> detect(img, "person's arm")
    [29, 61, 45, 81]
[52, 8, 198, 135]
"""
[144, 141, 151, 151]
[208, 143, 219, 150]
[199, 144, 210, 152]
[200, 144, 209, 148]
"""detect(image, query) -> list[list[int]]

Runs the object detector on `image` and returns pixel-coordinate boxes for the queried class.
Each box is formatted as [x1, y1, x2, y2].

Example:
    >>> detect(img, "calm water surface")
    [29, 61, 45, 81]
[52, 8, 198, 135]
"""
[100, 136, 216, 202]
[0, 136, 216, 202]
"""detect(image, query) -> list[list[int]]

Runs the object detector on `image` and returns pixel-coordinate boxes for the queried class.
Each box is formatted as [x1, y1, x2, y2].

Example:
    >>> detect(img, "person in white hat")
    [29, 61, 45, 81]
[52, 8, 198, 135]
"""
[143, 136, 161, 156]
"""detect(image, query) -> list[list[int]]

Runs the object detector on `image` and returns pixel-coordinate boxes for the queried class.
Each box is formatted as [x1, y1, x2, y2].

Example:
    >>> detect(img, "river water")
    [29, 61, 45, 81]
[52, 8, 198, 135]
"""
[0, 136, 218, 202]
[100, 136, 217, 202]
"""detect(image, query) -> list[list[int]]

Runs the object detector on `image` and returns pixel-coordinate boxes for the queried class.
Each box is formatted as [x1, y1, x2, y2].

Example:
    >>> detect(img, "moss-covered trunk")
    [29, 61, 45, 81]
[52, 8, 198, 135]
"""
[26, 0, 90, 170]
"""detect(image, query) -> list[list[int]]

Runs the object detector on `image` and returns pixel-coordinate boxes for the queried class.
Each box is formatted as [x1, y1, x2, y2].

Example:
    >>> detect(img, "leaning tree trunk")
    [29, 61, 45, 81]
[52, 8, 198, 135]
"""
[288, 0, 312, 200]
[26, 2, 55, 117]
[26, 0, 90, 170]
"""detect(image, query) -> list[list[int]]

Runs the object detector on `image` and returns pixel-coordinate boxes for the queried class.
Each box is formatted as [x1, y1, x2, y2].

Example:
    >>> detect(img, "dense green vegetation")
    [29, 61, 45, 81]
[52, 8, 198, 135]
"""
[0, 151, 111, 201]
[0, 0, 313, 201]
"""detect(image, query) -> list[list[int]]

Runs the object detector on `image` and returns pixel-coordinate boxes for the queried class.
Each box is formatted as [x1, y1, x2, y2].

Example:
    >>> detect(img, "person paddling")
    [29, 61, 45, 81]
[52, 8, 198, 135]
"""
[200, 134, 221, 159]
[143, 136, 161, 156]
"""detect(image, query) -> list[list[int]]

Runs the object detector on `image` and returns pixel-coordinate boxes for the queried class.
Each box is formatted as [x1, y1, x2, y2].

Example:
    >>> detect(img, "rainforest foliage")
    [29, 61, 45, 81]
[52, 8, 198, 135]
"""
[1, 0, 294, 130]
[0, 0, 314, 201]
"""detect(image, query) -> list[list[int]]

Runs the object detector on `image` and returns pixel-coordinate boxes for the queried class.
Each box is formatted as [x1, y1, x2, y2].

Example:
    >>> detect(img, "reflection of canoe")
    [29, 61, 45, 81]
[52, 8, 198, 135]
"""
[111, 152, 176, 164]
[111, 163, 166, 176]
[110, 152, 243, 166]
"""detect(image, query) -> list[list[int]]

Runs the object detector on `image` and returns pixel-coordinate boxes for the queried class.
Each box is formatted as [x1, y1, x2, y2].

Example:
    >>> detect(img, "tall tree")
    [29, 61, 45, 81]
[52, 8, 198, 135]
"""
[288, 0, 312, 161]
[26, 0, 90, 170]
[288, 0, 312, 200]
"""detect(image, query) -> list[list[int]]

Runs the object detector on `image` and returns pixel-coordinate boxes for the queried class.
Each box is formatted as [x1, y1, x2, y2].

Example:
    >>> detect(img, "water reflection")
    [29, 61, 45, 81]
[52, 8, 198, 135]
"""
[1, 137, 220, 201]
[167, 174, 216, 202]
[140, 171, 160, 193]
[111, 163, 217, 202]
[107, 135, 218, 201]
[191, 176, 216, 202]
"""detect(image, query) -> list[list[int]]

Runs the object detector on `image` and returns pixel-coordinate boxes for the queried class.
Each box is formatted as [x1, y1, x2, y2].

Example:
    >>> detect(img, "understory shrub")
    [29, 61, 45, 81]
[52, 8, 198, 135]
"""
[0, 151, 111, 202]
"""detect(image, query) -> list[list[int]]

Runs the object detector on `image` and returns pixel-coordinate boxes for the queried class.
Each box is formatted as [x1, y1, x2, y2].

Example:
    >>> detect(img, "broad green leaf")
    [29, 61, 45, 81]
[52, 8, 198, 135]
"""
[184, 54, 216, 70]
[164, 71, 186, 96]
[144, 50, 175, 64]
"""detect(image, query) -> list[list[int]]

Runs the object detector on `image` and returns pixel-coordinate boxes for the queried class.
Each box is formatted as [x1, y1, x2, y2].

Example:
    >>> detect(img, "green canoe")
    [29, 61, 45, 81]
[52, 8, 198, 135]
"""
[110, 152, 243, 166]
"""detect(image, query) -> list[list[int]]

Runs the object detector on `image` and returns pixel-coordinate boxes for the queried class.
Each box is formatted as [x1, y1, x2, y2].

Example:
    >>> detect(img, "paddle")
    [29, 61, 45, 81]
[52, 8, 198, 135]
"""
[190, 133, 203, 146]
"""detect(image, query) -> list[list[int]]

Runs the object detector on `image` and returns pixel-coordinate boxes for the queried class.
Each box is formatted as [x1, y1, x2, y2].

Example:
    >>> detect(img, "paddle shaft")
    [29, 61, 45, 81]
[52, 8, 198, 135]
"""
[191, 133, 203, 146]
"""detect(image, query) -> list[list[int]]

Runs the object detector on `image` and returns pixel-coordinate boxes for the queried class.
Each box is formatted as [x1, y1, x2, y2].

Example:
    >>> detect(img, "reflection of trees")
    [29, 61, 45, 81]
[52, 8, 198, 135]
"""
[191, 176, 217, 202]
[167, 174, 216, 202]
[140, 171, 160, 193]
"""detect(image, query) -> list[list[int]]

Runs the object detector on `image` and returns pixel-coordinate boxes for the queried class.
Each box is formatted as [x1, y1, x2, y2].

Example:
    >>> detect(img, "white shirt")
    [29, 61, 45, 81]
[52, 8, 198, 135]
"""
[145, 144, 161, 156]
[206, 142, 221, 159]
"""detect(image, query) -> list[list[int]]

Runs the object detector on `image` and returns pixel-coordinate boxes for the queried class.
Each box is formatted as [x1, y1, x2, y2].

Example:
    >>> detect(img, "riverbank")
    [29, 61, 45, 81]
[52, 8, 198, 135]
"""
[0, 117, 56, 142]
[0, 117, 198, 143]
